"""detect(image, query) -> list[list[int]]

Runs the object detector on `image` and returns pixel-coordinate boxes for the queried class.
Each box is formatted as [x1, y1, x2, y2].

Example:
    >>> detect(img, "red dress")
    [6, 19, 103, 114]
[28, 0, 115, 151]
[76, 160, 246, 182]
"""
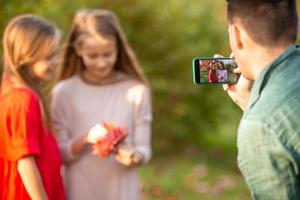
[208, 69, 217, 82]
[0, 80, 65, 200]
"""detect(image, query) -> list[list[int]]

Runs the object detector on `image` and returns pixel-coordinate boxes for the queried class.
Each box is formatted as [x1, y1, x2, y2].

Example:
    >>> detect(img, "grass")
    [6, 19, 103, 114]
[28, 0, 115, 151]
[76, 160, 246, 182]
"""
[139, 150, 251, 200]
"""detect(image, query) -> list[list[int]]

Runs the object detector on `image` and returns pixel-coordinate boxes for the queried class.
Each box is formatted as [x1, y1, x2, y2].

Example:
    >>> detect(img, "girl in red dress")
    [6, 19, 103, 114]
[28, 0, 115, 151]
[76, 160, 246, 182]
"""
[208, 67, 218, 82]
[0, 15, 65, 200]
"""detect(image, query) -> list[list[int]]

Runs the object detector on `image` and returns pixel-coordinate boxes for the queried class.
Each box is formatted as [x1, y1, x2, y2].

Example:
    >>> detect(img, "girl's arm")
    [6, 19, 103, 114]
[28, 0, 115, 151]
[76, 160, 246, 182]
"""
[51, 86, 81, 163]
[132, 86, 152, 164]
[51, 85, 108, 162]
[17, 156, 48, 200]
[115, 85, 152, 167]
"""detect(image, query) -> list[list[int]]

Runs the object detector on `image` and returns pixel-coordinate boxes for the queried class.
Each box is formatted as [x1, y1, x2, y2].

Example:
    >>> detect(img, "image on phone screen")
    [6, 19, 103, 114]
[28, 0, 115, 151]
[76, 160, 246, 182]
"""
[193, 58, 239, 84]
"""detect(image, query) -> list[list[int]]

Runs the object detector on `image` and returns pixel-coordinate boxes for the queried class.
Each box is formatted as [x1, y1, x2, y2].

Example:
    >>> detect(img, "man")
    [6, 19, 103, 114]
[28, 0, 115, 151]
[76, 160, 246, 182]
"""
[223, 0, 300, 199]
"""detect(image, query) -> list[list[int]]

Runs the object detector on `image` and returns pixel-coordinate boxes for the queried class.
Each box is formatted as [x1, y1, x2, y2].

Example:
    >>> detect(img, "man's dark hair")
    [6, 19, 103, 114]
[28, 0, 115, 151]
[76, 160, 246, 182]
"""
[227, 0, 298, 47]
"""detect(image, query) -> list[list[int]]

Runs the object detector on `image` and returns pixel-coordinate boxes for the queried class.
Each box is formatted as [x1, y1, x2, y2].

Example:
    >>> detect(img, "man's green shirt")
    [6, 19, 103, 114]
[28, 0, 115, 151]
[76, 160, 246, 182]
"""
[238, 45, 300, 200]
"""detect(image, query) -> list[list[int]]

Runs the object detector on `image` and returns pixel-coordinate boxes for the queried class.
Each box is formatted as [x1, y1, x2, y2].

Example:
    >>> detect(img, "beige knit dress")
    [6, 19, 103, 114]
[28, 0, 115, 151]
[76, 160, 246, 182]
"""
[51, 74, 152, 200]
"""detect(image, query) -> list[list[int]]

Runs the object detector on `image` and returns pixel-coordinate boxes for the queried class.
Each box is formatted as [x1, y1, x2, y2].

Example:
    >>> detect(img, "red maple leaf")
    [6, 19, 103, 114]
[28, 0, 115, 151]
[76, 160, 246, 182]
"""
[92, 123, 128, 158]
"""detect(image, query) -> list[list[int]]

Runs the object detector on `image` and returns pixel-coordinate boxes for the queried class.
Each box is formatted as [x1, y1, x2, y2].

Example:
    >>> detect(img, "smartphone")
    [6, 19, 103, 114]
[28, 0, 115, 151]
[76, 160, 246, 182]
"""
[192, 57, 239, 84]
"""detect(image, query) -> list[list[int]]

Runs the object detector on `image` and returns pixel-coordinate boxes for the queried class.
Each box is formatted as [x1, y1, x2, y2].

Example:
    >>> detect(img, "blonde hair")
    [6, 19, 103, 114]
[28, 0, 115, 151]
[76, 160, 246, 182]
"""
[59, 9, 148, 85]
[1, 14, 60, 128]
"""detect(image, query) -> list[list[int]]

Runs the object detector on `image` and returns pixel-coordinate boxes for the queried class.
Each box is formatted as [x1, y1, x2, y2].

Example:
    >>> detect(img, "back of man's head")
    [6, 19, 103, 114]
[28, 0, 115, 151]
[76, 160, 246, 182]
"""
[227, 0, 298, 47]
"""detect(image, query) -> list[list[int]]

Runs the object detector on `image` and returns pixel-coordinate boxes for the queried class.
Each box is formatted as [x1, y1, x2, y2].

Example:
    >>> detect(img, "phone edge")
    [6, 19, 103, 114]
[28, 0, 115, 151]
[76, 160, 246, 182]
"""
[192, 58, 200, 85]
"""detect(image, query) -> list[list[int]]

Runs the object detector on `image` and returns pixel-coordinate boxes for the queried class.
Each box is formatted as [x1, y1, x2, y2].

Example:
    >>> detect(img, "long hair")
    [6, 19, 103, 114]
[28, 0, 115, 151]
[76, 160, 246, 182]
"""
[59, 9, 148, 85]
[1, 14, 60, 128]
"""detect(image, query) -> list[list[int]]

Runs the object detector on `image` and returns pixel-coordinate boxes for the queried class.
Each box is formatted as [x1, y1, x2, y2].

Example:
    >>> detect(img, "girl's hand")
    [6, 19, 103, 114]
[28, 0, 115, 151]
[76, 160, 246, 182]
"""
[214, 54, 253, 111]
[86, 124, 108, 144]
[71, 124, 107, 158]
[115, 144, 143, 167]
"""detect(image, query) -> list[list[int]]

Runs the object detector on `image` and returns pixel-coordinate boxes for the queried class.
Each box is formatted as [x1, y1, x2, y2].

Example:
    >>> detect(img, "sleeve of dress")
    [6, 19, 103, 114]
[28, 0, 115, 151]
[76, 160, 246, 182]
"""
[51, 85, 78, 163]
[4, 89, 42, 161]
[132, 85, 152, 164]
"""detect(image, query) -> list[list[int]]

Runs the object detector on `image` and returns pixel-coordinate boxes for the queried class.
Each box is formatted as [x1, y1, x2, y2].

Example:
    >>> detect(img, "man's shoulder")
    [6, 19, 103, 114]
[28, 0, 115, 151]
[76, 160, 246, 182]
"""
[245, 85, 300, 126]
[249, 52, 300, 117]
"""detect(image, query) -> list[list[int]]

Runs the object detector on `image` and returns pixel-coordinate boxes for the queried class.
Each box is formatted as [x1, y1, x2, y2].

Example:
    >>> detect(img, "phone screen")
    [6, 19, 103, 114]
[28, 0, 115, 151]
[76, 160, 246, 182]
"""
[193, 58, 239, 84]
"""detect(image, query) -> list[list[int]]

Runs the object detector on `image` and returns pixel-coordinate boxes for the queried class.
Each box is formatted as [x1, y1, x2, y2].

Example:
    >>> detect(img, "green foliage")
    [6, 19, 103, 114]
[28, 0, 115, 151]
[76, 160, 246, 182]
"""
[0, 0, 242, 153]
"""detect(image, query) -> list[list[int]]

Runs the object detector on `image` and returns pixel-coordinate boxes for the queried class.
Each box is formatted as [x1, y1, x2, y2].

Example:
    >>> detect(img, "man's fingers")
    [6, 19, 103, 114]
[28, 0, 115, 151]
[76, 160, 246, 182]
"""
[213, 53, 235, 59]
[214, 54, 224, 58]
[223, 84, 229, 91]
[230, 52, 235, 59]
[233, 68, 241, 73]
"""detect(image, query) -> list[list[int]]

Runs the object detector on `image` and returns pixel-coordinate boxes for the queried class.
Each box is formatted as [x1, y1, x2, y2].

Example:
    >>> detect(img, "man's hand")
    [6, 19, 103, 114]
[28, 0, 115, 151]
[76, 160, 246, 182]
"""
[214, 54, 253, 111]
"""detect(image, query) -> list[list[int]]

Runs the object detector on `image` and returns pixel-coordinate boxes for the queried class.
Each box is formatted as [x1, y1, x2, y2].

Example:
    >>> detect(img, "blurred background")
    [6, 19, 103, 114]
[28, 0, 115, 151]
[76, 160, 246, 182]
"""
[1, 0, 300, 199]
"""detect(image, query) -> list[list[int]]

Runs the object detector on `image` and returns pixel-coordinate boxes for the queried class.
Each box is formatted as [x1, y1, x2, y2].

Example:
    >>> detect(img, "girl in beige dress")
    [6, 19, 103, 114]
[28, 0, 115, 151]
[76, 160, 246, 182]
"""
[51, 9, 152, 200]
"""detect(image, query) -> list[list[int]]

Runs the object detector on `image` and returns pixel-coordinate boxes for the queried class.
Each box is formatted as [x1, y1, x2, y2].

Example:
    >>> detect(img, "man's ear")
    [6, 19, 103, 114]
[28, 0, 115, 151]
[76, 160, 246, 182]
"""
[229, 23, 243, 51]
